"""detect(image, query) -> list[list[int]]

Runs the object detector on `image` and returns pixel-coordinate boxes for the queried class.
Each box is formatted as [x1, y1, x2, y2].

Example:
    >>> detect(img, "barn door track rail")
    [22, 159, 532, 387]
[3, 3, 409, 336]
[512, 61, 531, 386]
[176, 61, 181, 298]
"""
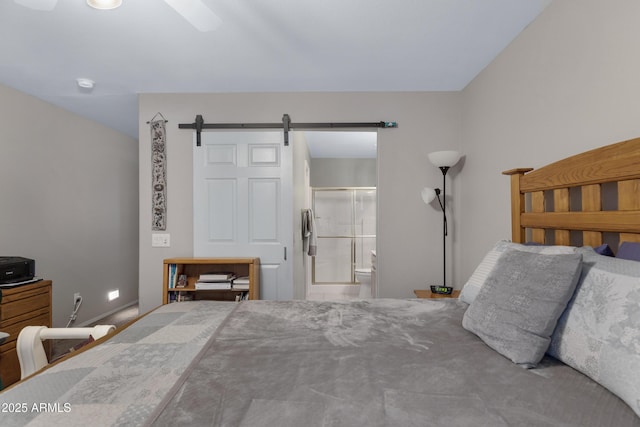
[179, 114, 398, 146]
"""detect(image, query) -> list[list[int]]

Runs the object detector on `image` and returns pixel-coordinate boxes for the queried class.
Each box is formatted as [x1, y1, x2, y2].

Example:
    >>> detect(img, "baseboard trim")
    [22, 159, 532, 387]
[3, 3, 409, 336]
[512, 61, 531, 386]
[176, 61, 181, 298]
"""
[76, 299, 139, 328]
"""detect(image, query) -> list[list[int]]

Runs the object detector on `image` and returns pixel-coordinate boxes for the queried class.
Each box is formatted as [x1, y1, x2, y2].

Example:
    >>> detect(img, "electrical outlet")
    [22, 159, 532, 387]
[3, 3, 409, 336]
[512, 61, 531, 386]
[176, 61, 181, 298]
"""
[73, 292, 81, 305]
[152, 233, 171, 247]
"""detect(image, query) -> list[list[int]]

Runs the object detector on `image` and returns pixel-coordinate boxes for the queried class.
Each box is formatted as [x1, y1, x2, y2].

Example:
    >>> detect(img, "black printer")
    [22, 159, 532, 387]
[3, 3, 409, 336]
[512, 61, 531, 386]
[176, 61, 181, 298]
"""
[0, 257, 35, 285]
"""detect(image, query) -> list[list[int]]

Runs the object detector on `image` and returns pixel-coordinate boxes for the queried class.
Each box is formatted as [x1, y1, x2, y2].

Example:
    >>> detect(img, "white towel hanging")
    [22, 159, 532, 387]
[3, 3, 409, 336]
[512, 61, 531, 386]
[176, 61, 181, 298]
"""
[302, 209, 317, 256]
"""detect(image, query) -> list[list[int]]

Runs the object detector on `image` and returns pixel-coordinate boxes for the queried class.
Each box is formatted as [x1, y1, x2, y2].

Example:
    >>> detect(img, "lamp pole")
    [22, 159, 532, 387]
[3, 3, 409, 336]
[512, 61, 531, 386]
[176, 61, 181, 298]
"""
[439, 166, 449, 287]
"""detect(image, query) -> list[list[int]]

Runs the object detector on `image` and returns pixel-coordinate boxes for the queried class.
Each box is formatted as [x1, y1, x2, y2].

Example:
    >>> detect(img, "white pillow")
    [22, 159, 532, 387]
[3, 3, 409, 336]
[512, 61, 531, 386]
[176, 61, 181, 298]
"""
[548, 247, 640, 417]
[459, 240, 577, 304]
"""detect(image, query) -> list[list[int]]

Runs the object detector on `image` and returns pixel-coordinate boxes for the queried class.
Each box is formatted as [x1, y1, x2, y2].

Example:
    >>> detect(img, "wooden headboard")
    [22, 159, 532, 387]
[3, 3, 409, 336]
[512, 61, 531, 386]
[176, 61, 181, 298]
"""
[503, 137, 640, 250]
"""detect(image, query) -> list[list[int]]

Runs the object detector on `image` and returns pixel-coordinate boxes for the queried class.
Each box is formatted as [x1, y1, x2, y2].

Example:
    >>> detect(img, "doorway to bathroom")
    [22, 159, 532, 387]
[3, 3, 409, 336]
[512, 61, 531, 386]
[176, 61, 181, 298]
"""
[303, 130, 377, 300]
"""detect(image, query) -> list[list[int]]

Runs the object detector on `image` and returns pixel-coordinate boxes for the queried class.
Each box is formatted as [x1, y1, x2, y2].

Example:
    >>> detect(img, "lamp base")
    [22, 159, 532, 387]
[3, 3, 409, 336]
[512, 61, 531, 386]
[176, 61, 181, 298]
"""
[430, 285, 453, 295]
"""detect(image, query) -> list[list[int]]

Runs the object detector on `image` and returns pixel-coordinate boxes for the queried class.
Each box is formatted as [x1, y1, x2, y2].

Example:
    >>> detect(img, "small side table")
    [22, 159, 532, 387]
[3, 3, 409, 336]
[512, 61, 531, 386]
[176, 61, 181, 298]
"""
[414, 289, 460, 299]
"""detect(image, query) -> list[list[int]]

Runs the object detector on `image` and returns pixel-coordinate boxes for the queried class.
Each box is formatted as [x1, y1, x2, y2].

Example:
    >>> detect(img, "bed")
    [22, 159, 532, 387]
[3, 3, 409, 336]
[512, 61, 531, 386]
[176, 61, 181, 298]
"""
[1, 138, 639, 426]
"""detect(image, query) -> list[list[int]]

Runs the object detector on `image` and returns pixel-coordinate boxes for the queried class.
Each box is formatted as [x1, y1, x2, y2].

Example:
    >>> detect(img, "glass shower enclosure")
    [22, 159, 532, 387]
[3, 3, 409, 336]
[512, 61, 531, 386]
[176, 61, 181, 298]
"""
[312, 188, 376, 284]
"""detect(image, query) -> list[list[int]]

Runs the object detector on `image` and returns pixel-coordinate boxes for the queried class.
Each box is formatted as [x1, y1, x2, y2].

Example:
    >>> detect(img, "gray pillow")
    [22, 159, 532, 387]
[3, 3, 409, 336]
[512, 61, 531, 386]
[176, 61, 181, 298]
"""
[462, 249, 583, 368]
[459, 240, 576, 305]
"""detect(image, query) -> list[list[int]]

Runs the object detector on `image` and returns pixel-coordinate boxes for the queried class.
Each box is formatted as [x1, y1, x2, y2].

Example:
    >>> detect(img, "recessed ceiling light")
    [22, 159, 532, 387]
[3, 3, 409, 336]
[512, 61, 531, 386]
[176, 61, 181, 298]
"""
[87, 0, 122, 10]
[76, 78, 95, 89]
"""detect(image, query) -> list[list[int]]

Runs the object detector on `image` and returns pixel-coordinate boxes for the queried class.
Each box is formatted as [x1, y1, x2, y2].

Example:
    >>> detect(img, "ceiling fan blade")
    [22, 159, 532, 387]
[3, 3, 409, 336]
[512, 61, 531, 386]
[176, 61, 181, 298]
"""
[14, 0, 57, 11]
[164, 0, 222, 32]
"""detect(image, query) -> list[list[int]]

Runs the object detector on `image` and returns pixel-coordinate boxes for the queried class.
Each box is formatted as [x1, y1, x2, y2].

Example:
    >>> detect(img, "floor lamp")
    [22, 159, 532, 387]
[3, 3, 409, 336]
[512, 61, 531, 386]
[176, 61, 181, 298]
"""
[421, 150, 462, 293]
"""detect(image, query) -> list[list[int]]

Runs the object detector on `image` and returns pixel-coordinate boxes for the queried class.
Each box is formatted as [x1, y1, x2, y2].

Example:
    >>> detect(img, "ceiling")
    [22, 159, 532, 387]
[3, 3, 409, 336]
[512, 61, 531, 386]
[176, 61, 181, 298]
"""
[0, 0, 551, 142]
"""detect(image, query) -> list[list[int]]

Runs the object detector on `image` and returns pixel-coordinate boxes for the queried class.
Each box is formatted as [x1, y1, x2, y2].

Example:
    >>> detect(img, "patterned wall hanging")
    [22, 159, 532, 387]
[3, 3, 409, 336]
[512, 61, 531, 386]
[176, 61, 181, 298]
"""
[149, 113, 168, 230]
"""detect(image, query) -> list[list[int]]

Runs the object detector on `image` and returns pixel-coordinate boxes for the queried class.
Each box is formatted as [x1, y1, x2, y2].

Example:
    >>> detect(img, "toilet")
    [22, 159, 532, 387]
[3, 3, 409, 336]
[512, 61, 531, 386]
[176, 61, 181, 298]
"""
[355, 268, 372, 298]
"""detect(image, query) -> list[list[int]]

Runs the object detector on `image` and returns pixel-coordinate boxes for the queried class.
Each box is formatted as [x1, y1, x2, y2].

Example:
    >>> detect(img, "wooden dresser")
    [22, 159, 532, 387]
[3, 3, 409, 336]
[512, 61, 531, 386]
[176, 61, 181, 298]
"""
[0, 280, 52, 388]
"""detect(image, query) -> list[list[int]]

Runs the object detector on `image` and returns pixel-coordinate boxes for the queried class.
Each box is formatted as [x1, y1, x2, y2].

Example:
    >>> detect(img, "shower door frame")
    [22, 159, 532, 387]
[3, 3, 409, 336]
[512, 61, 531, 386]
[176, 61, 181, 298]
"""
[311, 187, 376, 285]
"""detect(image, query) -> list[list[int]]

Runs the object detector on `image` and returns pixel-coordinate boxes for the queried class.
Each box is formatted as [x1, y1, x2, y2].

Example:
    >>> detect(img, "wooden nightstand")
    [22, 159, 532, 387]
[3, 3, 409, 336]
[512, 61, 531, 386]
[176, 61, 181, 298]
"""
[414, 289, 460, 299]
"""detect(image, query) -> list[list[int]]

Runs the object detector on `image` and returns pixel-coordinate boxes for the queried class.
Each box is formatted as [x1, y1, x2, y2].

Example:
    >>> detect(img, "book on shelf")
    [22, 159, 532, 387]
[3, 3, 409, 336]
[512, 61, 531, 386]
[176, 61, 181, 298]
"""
[195, 282, 232, 290]
[234, 291, 249, 302]
[198, 272, 236, 282]
[232, 276, 250, 290]
[168, 264, 179, 289]
[168, 291, 194, 303]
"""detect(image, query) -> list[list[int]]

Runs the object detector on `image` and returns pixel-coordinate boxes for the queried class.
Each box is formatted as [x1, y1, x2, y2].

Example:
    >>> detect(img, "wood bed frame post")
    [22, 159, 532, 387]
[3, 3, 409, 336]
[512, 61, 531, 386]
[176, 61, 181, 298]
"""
[581, 184, 603, 247]
[554, 188, 571, 245]
[502, 168, 533, 243]
[618, 179, 640, 243]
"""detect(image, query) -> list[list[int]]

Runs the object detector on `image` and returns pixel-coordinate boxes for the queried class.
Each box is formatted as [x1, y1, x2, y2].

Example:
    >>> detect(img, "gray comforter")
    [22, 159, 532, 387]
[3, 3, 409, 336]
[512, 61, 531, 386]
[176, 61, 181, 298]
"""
[2, 299, 639, 426]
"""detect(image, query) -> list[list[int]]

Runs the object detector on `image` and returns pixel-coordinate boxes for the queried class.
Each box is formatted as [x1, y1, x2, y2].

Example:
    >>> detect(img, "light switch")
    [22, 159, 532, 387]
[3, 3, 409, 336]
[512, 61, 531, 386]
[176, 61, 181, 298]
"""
[152, 233, 170, 247]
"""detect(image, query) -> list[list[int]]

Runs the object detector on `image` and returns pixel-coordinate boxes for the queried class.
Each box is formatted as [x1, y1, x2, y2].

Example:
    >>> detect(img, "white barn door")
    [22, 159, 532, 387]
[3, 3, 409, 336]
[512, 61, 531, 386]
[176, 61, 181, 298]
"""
[193, 131, 293, 300]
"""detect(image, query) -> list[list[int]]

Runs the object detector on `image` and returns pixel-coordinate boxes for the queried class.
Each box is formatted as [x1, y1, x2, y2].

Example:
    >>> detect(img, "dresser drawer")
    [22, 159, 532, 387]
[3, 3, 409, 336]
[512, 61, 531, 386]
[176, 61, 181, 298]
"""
[1, 291, 50, 323]
[0, 311, 51, 386]
[0, 346, 22, 386]
[0, 310, 50, 351]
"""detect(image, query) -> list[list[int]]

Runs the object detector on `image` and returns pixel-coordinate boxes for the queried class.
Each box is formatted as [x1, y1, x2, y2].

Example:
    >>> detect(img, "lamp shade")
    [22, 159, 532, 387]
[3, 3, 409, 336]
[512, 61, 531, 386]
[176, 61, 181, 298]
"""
[427, 150, 462, 168]
[421, 187, 437, 204]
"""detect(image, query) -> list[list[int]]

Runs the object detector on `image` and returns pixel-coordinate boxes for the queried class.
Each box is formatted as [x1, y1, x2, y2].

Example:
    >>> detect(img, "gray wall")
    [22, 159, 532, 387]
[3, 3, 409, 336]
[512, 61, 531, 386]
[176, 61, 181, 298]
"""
[138, 92, 462, 313]
[459, 0, 640, 283]
[310, 158, 376, 188]
[0, 83, 139, 327]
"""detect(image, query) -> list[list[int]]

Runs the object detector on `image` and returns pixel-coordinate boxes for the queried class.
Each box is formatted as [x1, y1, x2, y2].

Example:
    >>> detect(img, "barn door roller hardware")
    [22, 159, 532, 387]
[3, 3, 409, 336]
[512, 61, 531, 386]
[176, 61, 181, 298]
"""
[179, 114, 398, 146]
